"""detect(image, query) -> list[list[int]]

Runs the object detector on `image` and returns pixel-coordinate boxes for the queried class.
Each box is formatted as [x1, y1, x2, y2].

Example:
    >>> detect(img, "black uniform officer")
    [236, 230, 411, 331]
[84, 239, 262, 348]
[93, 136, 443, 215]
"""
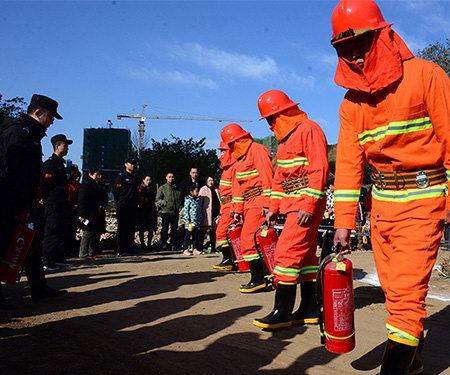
[113, 157, 138, 255]
[0, 94, 66, 303]
[40, 134, 72, 269]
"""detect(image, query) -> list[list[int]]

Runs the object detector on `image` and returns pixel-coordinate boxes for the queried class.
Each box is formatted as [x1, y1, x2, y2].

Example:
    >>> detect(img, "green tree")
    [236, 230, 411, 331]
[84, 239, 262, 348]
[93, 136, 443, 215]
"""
[139, 135, 220, 186]
[0, 95, 27, 123]
[417, 39, 450, 76]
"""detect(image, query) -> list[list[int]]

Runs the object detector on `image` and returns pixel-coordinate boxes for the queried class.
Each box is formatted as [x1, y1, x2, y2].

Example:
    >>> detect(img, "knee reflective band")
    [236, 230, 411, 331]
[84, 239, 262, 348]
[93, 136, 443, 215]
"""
[253, 284, 296, 329]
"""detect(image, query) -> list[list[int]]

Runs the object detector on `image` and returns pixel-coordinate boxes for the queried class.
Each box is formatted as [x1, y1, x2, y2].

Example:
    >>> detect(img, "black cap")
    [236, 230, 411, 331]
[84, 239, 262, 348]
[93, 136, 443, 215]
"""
[51, 134, 73, 146]
[124, 157, 137, 164]
[30, 94, 63, 120]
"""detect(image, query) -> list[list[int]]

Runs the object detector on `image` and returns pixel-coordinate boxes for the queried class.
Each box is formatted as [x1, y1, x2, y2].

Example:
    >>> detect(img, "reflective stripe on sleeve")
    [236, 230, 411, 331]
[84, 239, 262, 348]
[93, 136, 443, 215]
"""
[334, 190, 360, 202]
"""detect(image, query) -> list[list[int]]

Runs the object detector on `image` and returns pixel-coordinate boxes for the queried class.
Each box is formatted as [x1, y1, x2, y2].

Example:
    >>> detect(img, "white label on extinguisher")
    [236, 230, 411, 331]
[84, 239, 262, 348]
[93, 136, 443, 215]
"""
[332, 286, 353, 332]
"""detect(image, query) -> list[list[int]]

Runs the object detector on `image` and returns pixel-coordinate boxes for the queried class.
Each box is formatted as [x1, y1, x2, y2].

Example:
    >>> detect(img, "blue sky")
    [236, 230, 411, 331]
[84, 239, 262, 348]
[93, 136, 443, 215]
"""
[1, 0, 449, 166]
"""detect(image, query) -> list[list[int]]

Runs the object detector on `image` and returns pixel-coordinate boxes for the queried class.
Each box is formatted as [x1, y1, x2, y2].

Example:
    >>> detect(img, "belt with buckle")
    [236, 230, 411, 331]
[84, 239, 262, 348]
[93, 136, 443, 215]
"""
[281, 176, 309, 194]
[242, 186, 263, 201]
[220, 195, 232, 204]
[370, 167, 446, 190]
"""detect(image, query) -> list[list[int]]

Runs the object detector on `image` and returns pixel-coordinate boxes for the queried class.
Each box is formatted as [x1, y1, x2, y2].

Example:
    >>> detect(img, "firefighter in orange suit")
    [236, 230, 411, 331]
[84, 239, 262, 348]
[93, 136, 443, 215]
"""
[213, 141, 236, 271]
[252, 90, 329, 329]
[331, 1, 450, 373]
[220, 123, 274, 293]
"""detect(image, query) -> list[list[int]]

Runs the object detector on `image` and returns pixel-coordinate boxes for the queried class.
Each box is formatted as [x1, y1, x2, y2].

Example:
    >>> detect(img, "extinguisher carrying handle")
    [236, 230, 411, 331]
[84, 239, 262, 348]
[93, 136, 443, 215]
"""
[316, 244, 342, 346]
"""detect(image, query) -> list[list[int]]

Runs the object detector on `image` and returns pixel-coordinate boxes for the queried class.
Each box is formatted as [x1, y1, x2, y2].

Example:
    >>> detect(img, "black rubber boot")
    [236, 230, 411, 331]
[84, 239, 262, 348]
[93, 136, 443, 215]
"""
[253, 284, 296, 329]
[213, 246, 235, 271]
[292, 281, 319, 325]
[240, 259, 267, 293]
[409, 337, 424, 375]
[380, 339, 417, 375]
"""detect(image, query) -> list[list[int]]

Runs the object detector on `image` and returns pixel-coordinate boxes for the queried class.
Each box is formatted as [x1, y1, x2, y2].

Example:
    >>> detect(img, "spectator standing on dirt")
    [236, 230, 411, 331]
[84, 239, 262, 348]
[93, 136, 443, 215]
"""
[182, 185, 202, 255]
[199, 176, 220, 253]
[78, 169, 108, 259]
[137, 175, 157, 251]
[156, 172, 182, 251]
[0, 94, 67, 304]
[113, 158, 139, 256]
[40, 134, 73, 270]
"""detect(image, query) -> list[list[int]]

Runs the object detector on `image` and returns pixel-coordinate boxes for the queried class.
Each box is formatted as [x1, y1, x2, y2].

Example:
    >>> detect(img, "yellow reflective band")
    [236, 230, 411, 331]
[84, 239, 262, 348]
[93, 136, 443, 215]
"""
[243, 254, 260, 261]
[219, 180, 232, 186]
[334, 189, 360, 202]
[270, 191, 284, 200]
[386, 324, 420, 346]
[274, 266, 300, 277]
[232, 197, 244, 203]
[372, 184, 447, 202]
[304, 188, 324, 199]
[300, 265, 319, 274]
[358, 117, 432, 146]
[236, 169, 259, 179]
[278, 281, 297, 285]
[277, 157, 309, 168]
[216, 240, 229, 248]
[447, 170, 450, 181]
[263, 189, 272, 196]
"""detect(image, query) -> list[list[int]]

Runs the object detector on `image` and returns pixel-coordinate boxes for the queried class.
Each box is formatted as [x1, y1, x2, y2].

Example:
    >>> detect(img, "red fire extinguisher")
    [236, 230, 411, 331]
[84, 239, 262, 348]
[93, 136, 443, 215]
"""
[317, 246, 355, 354]
[254, 224, 277, 275]
[0, 223, 36, 284]
[226, 224, 250, 272]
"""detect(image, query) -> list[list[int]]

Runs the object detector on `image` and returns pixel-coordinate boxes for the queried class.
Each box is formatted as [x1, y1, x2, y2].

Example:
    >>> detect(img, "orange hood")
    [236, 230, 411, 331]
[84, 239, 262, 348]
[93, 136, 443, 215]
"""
[220, 149, 235, 168]
[334, 27, 414, 93]
[271, 108, 307, 141]
[231, 135, 253, 160]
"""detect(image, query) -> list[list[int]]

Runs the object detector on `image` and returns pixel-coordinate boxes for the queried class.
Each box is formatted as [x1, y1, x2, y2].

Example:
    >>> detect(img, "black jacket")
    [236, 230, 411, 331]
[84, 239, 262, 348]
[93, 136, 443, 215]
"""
[113, 171, 138, 208]
[40, 153, 68, 207]
[0, 114, 47, 215]
[78, 177, 109, 231]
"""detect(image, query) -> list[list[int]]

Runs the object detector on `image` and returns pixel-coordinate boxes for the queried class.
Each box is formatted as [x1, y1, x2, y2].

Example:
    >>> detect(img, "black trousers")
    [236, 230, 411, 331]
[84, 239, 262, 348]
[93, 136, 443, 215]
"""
[116, 205, 137, 254]
[42, 203, 66, 266]
[0, 202, 47, 296]
[183, 227, 201, 250]
[160, 213, 178, 249]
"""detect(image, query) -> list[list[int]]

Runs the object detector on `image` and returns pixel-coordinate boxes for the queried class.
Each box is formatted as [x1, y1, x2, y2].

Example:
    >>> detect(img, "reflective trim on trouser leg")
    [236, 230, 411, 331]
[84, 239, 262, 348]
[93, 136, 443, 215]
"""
[386, 324, 420, 347]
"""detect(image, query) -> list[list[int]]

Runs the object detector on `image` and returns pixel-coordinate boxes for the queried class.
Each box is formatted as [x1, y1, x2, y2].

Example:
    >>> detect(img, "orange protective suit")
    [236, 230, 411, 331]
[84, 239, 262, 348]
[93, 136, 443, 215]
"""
[269, 112, 329, 285]
[232, 138, 273, 261]
[216, 150, 235, 249]
[334, 28, 450, 345]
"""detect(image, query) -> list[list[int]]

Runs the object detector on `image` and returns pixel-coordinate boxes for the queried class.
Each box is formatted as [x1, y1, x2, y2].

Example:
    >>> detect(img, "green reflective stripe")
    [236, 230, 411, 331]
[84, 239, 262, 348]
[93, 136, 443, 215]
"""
[300, 265, 319, 274]
[277, 157, 309, 168]
[233, 197, 244, 203]
[447, 170, 450, 181]
[274, 266, 300, 277]
[263, 189, 272, 196]
[236, 169, 259, 179]
[271, 191, 284, 199]
[334, 190, 360, 202]
[216, 240, 229, 248]
[220, 180, 232, 186]
[243, 254, 260, 261]
[358, 117, 432, 146]
[304, 188, 324, 199]
[386, 324, 420, 344]
[372, 184, 446, 202]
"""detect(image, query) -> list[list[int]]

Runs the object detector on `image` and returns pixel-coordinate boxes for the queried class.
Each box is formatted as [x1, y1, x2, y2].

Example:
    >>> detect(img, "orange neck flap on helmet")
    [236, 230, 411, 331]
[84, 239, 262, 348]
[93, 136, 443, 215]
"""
[220, 149, 234, 168]
[334, 27, 414, 93]
[231, 135, 253, 160]
[271, 108, 307, 142]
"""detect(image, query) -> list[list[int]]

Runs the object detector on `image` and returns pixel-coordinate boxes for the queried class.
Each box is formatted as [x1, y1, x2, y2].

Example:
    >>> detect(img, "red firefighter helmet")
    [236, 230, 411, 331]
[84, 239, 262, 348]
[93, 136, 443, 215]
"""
[218, 141, 229, 150]
[331, 0, 390, 45]
[220, 123, 250, 144]
[258, 90, 299, 120]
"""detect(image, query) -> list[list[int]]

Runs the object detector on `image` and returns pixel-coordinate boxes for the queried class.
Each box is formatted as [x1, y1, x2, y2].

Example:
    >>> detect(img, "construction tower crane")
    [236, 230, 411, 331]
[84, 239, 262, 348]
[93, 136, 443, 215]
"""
[117, 104, 253, 153]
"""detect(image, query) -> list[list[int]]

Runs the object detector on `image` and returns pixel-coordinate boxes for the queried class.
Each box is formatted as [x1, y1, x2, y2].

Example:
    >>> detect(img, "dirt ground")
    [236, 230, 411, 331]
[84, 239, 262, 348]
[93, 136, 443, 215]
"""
[1, 250, 449, 375]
